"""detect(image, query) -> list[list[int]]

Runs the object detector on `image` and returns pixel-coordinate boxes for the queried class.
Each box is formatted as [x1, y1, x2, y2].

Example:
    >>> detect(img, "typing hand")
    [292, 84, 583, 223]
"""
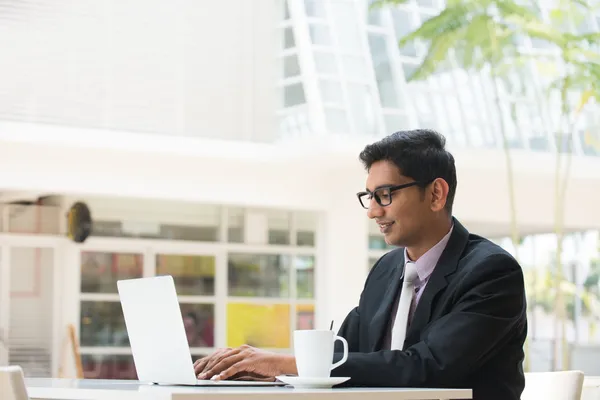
[193, 345, 296, 381]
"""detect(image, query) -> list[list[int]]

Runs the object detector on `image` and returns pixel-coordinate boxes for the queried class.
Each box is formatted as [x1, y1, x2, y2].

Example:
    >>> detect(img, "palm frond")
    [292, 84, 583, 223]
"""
[398, 4, 475, 46]
[405, 29, 464, 81]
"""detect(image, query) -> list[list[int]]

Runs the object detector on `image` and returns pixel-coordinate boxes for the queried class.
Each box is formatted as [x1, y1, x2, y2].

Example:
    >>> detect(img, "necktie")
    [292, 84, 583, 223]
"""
[391, 262, 419, 350]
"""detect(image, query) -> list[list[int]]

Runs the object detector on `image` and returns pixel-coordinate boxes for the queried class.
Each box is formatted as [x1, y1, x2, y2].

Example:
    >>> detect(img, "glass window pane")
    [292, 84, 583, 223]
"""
[342, 55, 368, 81]
[82, 354, 137, 380]
[304, 0, 326, 18]
[348, 84, 378, 135]
[320, 80, 343, 104]
[309, 24, 332, 46]
[297, 231, 315, 247]
[402, 63, 418, 80]
[296, 255, 315, 299]
[390, 9, 418, 57]
[283, 27, 295, 49]
[283, 54, 301, 79]
[295, 211, 317, 247]
[160, 224, 219, 242]
[331, 2, 362, 53]
[384, 114, 410, 133]
[314, 52, 337, 74]
[325, 108, 350, 133]
[228, 254, 290, 297]
[180, 303, 215, 348]
[227, 207, 244, 243]
[92, 222, 219, 241]
[296, 304, 315, 330]
[368, 34, 399, 108]
[156, 254, 215, 296]
[283, 83, 306, 107]
[367, 0, 383, 26]
[282, 0, 290, 20]
[81, 251, 143, 293]
[80, 301, 128, 347]
[227, 303, 290, 348]
[416, 0, 436, 8]
[268, 210, 290, 245]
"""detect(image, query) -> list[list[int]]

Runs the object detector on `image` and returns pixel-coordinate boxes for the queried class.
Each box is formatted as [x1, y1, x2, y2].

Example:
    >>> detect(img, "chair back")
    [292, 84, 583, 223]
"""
[522, 370, 585, 400]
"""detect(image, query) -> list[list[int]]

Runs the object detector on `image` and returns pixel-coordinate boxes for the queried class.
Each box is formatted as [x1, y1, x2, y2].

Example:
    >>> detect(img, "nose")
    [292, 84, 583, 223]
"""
[366, 198, 384, 219]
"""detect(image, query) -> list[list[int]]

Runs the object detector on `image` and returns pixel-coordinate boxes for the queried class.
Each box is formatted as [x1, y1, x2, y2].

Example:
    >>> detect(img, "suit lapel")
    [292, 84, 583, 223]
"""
[404, 219, 470, 347]
[368, 249, 405, 351]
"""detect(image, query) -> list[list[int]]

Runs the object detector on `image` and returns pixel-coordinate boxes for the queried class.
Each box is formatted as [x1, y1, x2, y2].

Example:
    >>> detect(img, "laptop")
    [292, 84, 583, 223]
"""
[117, 275, 284, 387]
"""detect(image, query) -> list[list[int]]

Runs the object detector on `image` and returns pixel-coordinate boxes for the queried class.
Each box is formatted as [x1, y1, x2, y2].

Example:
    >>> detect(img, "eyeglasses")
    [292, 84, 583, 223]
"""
[356, 179, 434, 209]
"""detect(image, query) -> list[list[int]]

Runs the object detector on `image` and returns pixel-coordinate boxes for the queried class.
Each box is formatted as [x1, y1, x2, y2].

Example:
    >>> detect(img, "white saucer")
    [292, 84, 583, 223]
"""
[276, 375, 350, 389]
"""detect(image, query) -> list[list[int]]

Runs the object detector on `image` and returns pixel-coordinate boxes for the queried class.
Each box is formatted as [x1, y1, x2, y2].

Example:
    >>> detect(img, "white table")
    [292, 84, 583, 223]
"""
[25, 378, 473, 400]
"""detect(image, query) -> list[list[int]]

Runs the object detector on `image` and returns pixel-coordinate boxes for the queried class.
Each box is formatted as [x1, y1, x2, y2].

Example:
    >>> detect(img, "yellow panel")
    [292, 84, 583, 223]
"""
[227, 303, 290, 348]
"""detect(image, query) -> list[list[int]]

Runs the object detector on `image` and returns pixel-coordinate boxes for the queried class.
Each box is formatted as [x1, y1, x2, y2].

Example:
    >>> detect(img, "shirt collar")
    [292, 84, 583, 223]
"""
[403, 224, 454, 284]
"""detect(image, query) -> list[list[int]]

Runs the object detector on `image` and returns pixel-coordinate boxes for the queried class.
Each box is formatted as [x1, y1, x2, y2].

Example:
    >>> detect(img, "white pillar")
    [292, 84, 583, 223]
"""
[315, 196, 368, 332]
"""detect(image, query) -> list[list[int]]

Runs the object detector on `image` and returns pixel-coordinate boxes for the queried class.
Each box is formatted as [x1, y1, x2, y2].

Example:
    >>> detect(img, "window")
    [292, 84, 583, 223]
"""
[227, 207, 244, 243]
[342, 55, 368, 82]
[314, 52, 337, 74]
[309, 24, 332, 46]
[228, 254, 290, 298]
[304, 0, 326, 18]
[283, 83, 307, 107]
[368, 34, 400, 109]
[267, 210, 291, 245]
[295, 210, 317, 247]
[348, 84, 378, 136]
[320, 80, 343, 105]
[281, 27, 295, 50]
[156, 254, 216, 295]
[330, 2, 363, 53]
[390, 8, 418, 57]
[78, 206, 318, 379]
[283, 54, 301, 79]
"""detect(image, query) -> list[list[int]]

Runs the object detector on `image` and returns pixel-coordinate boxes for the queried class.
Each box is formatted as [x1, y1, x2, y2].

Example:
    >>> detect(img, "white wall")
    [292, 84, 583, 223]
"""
[0, 0, 276, 142]
[2, 129, 600, 235]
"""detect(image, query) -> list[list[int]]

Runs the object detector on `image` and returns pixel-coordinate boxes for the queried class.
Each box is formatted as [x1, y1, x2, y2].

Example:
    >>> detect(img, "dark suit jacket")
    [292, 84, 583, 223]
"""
[331, 218, 527, 400]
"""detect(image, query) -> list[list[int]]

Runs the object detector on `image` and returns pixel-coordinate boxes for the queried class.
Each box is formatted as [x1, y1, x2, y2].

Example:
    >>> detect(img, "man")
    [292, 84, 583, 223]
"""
[193, 130, 528, 399]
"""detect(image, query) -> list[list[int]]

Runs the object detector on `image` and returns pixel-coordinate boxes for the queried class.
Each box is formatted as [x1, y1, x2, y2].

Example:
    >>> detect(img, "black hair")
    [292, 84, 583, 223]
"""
[358, 129, 457, 213]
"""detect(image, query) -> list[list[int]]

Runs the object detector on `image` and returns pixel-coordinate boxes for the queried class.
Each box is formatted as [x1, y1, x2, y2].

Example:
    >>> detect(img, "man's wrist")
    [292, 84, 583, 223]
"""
[278, 354, 298, 375]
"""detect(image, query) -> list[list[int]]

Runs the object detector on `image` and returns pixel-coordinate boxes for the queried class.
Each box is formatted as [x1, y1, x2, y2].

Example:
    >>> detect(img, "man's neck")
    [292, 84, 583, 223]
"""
[406, 218, 452, 261]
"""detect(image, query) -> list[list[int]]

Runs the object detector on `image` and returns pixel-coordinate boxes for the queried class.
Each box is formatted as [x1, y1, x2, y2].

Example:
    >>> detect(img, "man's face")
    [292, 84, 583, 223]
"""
[364, 160, 432, 247]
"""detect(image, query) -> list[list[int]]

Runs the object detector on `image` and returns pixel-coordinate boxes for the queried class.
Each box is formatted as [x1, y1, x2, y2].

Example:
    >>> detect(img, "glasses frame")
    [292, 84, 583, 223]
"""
[356, 179, 435, 209]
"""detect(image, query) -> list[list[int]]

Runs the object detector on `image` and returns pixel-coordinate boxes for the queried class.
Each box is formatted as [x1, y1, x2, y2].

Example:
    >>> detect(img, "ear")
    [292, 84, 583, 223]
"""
[430, 178, 449, 212]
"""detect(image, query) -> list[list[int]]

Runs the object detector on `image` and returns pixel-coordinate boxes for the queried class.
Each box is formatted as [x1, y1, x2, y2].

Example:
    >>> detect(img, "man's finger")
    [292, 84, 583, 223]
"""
[215, 361, 247, 381]
[195, 348, 231, 376]
[199, 348, 241, 378]
[203, 353, 246, 381]
[194, 354, 215, 375]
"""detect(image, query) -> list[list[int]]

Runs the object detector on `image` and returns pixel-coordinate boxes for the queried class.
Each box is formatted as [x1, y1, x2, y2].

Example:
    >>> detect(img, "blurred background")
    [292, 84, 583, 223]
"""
[0, 0, 599, 381]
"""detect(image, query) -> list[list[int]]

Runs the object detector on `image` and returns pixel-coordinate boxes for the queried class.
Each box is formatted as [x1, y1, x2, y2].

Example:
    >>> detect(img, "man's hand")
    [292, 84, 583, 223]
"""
[193, 345, 297, 381]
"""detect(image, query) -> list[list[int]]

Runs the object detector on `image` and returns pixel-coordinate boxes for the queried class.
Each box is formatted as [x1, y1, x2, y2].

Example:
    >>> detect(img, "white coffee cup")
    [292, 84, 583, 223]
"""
[293, 329, 349, 378]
